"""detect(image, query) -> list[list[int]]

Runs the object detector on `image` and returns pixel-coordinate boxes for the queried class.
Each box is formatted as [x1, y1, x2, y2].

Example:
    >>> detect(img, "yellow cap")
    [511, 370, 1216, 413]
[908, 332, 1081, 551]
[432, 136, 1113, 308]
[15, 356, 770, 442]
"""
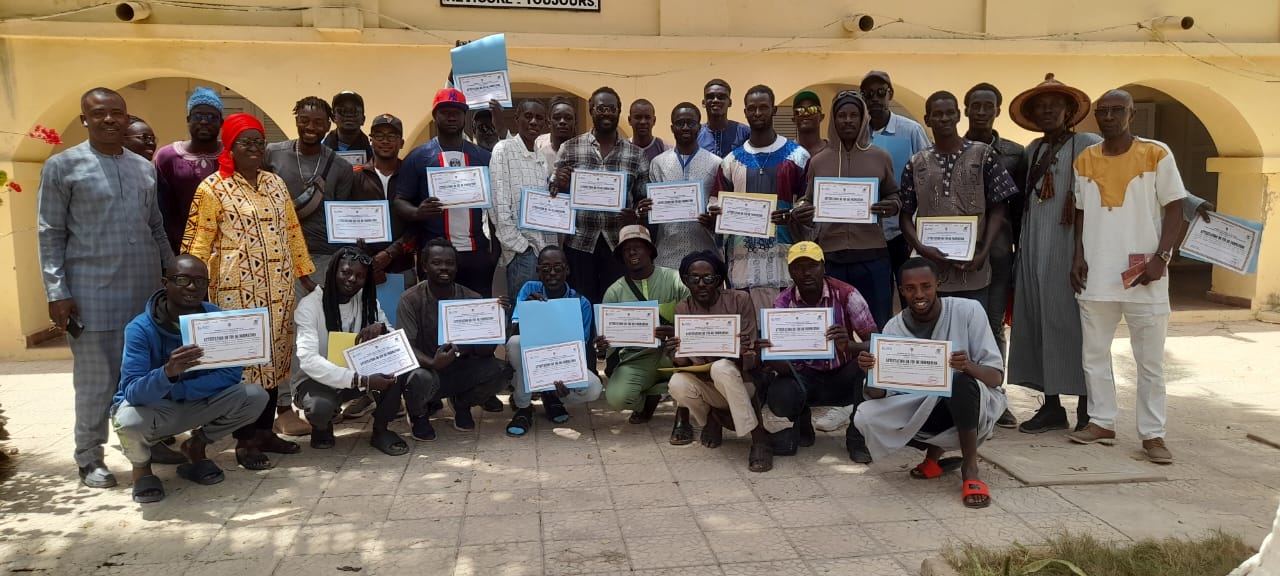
[786, 241, 825, 265]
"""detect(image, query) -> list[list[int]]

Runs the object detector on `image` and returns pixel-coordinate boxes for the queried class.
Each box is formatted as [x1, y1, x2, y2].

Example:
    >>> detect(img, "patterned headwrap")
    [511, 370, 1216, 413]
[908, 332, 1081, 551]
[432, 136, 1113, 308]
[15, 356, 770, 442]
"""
[187, 87, 224, 115]
[217, 113, 265, 178]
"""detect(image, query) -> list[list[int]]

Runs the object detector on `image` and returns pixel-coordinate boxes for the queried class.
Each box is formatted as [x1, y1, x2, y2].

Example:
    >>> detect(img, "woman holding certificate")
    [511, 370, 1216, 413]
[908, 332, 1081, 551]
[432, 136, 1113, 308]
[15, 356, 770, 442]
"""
[183, 113, 316, 470]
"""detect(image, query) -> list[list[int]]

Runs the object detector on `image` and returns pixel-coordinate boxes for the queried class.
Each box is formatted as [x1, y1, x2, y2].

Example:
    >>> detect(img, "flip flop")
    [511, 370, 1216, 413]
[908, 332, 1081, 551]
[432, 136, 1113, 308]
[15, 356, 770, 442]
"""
[131, 474, 166, 504]
[542, 396, 570, 424]
[962, 479, 992, 509]
[910, 456, 963, 480]
[370, 428, 409, 456]
[506, 409, 533, 437]
[177, 459, 225, 485]
[235, 447, 273, 470]
[669, 421, 695, 446]
[748, 443, 774, 473]
[149, 441, 188, 465]
[699, 423, 723, 449]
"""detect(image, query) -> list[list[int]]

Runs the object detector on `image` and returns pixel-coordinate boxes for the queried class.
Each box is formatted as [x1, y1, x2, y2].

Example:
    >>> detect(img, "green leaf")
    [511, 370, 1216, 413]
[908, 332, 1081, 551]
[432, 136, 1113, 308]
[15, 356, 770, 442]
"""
[0, 169, 8, 187]
[1020, 559, 1089, 576]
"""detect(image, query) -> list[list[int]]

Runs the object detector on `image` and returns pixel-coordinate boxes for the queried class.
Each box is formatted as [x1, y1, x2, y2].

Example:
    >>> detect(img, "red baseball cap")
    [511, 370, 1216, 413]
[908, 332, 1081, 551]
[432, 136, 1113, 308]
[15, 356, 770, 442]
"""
[432, 88, 469, 114]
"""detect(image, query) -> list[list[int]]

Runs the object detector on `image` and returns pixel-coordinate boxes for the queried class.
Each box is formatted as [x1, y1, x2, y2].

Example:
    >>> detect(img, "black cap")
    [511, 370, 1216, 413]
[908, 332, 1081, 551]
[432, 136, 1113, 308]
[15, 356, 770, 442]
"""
[370, 113, 403, 135]
[860, 71, 893, 91]
[332, 91, 364, 109]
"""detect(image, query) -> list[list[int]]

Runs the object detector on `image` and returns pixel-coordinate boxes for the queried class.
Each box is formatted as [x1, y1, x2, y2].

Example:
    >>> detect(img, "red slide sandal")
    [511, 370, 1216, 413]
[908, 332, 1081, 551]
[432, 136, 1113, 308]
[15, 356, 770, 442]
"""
[962, 479, 991, 509]
[910, 456, 962, 480]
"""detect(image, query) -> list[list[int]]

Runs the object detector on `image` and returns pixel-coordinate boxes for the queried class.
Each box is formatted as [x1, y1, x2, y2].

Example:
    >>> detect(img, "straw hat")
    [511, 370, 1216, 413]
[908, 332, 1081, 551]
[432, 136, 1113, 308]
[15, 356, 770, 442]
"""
[1009, 73, 1091, 131]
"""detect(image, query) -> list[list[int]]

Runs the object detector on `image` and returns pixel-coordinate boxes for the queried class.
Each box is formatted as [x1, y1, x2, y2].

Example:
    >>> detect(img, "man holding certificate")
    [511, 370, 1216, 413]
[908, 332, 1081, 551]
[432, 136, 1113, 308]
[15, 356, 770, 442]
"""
[664, 251, 773, 472]
[760, 242, 877, 462]
[292, 248, 409, 456]
[398, 239, 513, 441]
[853, 258, 1007, 509]
[648, 102, 720, 270]
[898, 91, 1018, 304]
[113, 256, 269, 503]
[490, 100, 560, 296]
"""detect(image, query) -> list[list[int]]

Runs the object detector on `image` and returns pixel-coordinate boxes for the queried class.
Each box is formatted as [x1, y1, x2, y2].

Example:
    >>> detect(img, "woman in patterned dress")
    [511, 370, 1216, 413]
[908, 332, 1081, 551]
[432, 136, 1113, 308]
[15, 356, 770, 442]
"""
[182, 113, 316, 470]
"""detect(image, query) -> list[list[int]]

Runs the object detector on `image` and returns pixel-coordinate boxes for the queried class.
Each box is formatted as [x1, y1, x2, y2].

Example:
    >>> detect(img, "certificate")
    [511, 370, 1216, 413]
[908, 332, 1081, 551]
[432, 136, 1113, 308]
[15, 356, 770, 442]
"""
[570, 169, 627, 212]
[868, 335, 953, 397]
[1180, 212, 1263, 275]
[336, 150, 367, 167]
[428, 166, 491, 209]
[813, 178, 878, 224]
[453, 70, 512, 109]
[674, 314, 740, 358]
[715, 192, 776, 239]
[646, 181, 703, 224]
[179, 308, 272, 371]
[914, 215, 979, 261]
[596, 304, 659, 348]
[518, 187, 575, 235]
[522, 341, 590, 393]
[325, 200, 392, 243]
[438, 299, 506, 345]
[759, 308, 835, 360]
[342, 329, 419, 378]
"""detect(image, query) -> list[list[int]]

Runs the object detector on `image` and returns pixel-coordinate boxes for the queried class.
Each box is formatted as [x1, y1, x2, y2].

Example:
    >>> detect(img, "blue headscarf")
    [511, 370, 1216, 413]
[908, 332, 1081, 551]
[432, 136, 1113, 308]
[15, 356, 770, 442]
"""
[187, 87, 224, 115]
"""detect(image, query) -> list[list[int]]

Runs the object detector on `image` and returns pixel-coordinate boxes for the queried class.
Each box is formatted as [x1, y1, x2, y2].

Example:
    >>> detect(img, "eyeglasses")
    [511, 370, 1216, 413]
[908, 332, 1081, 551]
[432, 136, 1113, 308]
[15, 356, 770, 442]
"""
[334, 106, 362, 116]
[127, 134, 157, 145]
[537, 264, 567, 274]
[370, 133, 401, 142]
[592, 105, 619, 114]
[169, 275, 210, 288]
[340, 251, 373, 266]
[683, 273, 722, 286]
[235, 138, 267, 151]
[673, 119, 699, 129]
[704, 93, 730, 101]
[794, 105, 822, 117]
[862, 88, 890, 99]
[189, 112, 221, 123]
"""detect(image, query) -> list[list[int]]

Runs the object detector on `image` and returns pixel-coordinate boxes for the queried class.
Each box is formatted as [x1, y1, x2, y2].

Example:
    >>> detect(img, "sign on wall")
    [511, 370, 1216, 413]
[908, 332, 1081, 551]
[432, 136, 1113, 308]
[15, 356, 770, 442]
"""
[440, 0, 600, 11]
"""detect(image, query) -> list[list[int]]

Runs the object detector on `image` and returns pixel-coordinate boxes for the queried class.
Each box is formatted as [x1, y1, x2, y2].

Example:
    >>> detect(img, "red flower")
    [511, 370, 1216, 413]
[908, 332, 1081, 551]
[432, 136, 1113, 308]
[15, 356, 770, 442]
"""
[27, 125, 63, 146]
[8, 182, 21, 193]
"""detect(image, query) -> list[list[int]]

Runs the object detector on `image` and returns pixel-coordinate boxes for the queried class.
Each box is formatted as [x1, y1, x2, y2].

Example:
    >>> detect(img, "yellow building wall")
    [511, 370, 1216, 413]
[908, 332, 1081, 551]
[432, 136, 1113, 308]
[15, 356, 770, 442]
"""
[2, 0, 1280, 359]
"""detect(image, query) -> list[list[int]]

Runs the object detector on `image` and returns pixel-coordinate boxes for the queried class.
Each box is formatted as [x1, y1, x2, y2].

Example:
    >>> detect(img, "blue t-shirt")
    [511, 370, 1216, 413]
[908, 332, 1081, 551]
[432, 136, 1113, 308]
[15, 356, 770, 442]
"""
[871, 112, 931, 239]
[511, 281, 593, 342]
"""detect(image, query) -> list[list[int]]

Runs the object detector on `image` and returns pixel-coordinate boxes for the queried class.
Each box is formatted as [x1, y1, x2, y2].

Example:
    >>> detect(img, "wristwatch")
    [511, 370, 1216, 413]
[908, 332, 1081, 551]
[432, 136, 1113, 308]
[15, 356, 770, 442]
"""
[1157, 250, 1173, 263]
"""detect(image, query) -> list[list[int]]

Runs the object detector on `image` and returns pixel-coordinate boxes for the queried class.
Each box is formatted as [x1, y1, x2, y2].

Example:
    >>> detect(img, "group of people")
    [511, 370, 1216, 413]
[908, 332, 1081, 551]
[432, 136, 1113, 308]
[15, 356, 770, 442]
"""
[38, 70, 1205, 509]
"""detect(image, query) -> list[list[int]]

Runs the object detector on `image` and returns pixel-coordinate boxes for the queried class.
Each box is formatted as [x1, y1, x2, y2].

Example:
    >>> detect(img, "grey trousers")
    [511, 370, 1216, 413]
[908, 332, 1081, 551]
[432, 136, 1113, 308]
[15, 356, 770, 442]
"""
[281, 252, 335, 408]
[69, 330, 125, 468]
[112, 384, 269, 465]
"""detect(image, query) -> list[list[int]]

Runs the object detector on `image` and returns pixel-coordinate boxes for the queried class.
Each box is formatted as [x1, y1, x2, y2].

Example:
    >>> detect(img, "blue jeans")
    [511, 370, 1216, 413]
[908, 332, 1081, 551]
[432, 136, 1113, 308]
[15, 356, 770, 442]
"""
[824, 257, 893, 330]
[505, 248, 538, 297]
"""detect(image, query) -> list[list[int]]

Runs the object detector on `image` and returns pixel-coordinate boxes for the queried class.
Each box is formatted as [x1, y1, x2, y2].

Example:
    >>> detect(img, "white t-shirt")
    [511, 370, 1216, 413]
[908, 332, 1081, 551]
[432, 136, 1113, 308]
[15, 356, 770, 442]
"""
[1073, 137, 1188, 304]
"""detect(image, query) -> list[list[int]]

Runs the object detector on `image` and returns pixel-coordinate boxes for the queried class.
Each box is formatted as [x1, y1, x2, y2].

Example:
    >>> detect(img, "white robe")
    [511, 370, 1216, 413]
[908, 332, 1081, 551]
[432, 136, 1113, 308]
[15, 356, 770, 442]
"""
[854, 297, 1007, 459]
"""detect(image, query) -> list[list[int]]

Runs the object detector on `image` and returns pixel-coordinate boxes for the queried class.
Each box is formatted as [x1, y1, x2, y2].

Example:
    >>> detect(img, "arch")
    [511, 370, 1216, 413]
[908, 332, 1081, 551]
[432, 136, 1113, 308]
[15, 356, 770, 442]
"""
[1112, 79, 1261, 158]
[406, 80, 587, 149]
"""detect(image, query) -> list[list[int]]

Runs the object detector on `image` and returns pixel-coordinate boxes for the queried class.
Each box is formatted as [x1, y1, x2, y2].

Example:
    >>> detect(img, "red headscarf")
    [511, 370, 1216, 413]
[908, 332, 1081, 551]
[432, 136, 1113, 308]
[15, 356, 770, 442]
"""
[217, 113, 266, 179]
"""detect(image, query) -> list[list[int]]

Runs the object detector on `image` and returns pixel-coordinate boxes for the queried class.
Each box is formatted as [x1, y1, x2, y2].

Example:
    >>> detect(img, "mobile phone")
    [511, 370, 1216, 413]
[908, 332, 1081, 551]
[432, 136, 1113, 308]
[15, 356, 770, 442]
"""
[66, 315, 85, 339]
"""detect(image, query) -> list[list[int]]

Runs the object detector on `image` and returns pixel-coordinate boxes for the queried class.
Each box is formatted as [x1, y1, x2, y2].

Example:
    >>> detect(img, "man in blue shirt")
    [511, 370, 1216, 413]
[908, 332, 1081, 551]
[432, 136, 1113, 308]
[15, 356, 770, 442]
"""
[504, 246, 601, 436]
[112, 255, 269, 503]
[698, 79, 752, 157]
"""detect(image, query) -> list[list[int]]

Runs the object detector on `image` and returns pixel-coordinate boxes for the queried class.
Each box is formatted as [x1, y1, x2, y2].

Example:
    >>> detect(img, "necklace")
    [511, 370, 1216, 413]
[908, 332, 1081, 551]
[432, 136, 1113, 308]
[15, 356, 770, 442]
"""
[741, 141, 785, 177]
[295, 140, 321, 185]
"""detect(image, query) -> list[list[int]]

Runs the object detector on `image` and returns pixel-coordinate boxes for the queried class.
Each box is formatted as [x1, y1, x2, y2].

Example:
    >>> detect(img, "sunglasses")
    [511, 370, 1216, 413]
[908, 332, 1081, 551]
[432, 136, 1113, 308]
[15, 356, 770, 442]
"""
[673, 119, 699, 129]
[837, 89, 862, 99]
[683, 273, 722, 286]
[794, 105, 822, 117]
[592, 105, 619, 114]
[340, 251, 373, 266]
[169, 275, 210, 288]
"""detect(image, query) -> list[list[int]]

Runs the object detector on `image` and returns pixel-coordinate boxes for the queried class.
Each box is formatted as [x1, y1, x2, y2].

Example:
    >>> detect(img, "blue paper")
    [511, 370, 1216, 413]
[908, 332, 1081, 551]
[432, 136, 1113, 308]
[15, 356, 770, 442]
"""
[1179, 212, 1263, 275]
[515, 299, 589, 392]
[450, 34, 511, 109]
[812, 177, 880, 224]
[758, 307, 836, 361]
[518, 186, 576, 235]
[866, 334, 953, 398]
[377, 273, 405, 329]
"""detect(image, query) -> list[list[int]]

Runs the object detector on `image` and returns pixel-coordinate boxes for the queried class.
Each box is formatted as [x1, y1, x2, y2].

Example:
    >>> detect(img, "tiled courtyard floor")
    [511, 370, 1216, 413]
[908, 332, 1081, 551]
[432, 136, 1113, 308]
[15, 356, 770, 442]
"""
[1, 320, 1278, 575]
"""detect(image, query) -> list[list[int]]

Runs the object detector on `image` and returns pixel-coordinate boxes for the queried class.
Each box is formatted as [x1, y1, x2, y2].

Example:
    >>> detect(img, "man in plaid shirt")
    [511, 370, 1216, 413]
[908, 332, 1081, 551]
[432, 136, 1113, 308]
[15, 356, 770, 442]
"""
[551, 86, 650, 305]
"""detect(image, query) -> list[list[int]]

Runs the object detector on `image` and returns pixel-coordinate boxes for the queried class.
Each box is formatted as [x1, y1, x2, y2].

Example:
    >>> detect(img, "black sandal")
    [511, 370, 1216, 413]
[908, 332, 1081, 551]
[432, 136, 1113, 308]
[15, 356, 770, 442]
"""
[699, 423, 723, 449]
[670, 418, 695, 446]
[259, 434, 301, 455]
[235, 446, 272, 470]
[176, 459, 224, 485]
[748, 443, 774, 473]
[507, 408, 534, 437]
[310, 427, 336, 450]
[370, 428, 409, 456]
[628, 395, 661, 424]
[131, 474, 166, 503]
[542, 393, 570, 424]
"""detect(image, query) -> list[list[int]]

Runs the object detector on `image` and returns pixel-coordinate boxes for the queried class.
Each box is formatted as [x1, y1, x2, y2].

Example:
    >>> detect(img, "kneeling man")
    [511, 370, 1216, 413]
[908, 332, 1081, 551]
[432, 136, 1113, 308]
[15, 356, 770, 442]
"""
[113, 255, 269, 503]
[854, 257, 1006, 509]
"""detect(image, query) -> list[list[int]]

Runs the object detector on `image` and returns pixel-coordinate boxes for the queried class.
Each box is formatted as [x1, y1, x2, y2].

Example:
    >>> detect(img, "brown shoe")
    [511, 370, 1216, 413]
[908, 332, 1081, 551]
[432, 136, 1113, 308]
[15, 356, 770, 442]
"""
[1142, 438, 1174, 464]
[273, 408, 312, 436]
[1066, 423, 1116, 445]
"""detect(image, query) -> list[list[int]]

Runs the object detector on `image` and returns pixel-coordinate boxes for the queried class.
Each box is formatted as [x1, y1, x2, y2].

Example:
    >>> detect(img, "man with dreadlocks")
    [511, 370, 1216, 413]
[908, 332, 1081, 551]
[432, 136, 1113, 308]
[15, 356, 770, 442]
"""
[1005, 75, 1102, 435]
[292, 247, 408, 456]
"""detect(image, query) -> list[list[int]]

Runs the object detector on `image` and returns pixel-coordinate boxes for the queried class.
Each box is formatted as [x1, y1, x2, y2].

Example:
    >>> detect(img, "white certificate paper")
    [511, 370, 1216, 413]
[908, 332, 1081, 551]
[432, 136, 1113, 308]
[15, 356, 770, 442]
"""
[646, 181, 704, 224]
[915, 215, 979, 261]
[518, 187, 575, 235]
[759, 308, 835, 360]
[868, 335, 953, 397]
[522, 341, 590, 393]
[674, 314, 740, 358]
[453, 70, 513, 109]
[715, 192, 777, 239]
[438, 299, 506, 345]
[428, 166, 492, 209]
[342, 329, 419, 378]
[179, 308, 272, 371]
[570, 169, 627, 212]
[336, 150, 367, 167]
[325, 200, 393, 243]
[1179, 212, 1262, 275]
[596, 304, 659, 348]
[813, 178, 878, 224]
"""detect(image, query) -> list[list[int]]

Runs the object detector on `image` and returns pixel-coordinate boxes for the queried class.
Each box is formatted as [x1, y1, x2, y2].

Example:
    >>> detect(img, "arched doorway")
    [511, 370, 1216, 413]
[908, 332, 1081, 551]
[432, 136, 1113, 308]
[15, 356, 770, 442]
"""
[779, 83, 924, 143]
[408, 82, 586, 150]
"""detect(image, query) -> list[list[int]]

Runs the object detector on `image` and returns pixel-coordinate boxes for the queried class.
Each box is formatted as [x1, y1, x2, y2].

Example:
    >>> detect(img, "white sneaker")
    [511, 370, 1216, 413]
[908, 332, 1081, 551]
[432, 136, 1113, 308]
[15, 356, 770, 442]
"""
[814, 404, 853, 432]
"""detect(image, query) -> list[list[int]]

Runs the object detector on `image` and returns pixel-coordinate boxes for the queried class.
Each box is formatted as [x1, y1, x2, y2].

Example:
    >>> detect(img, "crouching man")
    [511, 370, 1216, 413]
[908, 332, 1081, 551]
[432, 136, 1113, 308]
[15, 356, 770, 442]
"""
[113, 255, 269, 503]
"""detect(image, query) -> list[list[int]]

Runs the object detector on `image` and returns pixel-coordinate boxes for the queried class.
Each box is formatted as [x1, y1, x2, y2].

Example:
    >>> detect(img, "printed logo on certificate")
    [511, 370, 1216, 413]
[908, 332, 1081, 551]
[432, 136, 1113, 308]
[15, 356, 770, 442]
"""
[596, 304, 660, 348]
[518, 187, 576, 235]
[714, 192, 777, 239]
[325, 200, 393, 243]
[522, 340, 590, 393]
[674, 314, 740, 358]
[427, 166, 492, 209]
[813, 177, 878, 224]
[914, 215, 979, 262]
[759, 308, 835, 360]
[868, 335, 953, 397]
[645, 181, 704, 224]
[1179, 211, 1263, 275]
[342, 329, 419, 378]
[336, 150, 367, 167]
[438, 299, 507, 345]
[179, 308, 273, 371]
[569, 169, 628, 212]
[453, 70, 513, 109]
